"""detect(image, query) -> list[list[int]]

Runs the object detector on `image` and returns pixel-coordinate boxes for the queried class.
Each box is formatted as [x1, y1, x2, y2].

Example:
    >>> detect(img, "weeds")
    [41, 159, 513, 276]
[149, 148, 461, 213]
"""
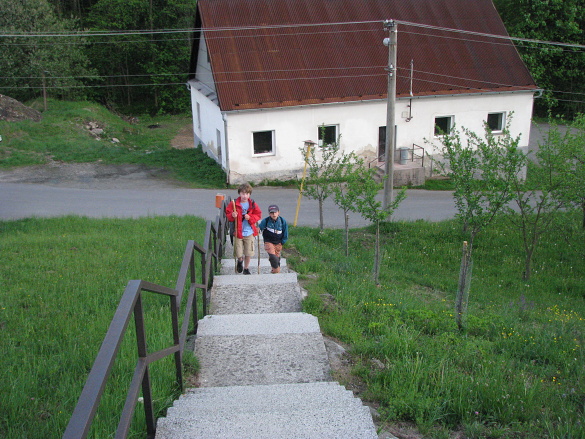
[289, 213, 585, 438]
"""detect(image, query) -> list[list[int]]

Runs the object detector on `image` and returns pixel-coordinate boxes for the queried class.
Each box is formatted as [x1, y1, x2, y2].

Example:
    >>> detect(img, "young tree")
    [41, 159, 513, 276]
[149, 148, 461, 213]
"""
[561, 114, 585, 227]
[432, 119, 524, 329]
[300, 131, 341, 231]
[507, 118, 583, 280]
[330, 151, 365, 255]
[347, 170, 406, 285]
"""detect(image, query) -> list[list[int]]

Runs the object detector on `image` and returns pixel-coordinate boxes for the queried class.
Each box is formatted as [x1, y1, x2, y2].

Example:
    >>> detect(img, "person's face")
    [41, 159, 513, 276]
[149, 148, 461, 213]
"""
[269, 210, 279, 219]
[239, 191, 250, 203]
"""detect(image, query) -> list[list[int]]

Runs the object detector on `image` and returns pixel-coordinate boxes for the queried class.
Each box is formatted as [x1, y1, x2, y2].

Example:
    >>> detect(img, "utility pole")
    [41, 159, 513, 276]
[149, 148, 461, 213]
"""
[382, 20, 397, 211]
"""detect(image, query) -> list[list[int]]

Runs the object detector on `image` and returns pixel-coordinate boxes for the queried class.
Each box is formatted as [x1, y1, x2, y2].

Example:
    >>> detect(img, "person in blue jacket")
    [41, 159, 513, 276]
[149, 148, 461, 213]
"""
[258, 204, 288, 273]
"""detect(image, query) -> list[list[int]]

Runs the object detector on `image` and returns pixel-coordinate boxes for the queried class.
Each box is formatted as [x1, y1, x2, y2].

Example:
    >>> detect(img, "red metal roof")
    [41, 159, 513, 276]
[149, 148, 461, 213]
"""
[194, 0, 538, 111]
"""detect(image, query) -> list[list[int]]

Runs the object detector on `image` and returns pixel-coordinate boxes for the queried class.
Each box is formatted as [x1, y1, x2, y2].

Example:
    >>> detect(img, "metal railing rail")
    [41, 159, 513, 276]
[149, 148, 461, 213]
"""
[367, 154, 385, 168]
[63, 203, 229, 439]
[411, 143, 425, 167]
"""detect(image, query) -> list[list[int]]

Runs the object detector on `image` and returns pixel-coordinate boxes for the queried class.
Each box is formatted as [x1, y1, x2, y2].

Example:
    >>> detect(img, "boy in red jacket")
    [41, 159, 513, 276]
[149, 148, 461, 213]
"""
[225, 183, 262, 274]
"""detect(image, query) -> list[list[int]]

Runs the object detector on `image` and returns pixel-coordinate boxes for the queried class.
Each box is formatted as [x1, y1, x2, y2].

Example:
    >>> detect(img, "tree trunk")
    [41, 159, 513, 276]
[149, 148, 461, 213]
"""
[318, 198, 324, 230]
[344, 213, 349, 257]
[523, 247, 534, 281]
[373, 221, 381, 285]
[456, 241, 473, 331]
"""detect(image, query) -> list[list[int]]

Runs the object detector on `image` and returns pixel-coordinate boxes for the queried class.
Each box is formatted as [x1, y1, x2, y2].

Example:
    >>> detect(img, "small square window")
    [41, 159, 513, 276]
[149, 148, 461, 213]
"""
[318, 125, 338, 147]
[487, 112, 505, 132]
[434, 116, 453, 136]
[253, 131, 274, 155]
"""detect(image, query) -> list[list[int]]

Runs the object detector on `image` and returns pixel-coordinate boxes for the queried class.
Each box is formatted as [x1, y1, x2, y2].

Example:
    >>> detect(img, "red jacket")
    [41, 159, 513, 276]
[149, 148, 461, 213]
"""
[225, 197, 262, 239]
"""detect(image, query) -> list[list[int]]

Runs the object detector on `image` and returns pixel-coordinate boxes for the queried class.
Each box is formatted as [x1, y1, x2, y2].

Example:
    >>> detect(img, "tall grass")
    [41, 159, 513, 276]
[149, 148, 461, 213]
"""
[289, 213, 585, 438]
[0, 99, 226, 188]
[0, 216, 206, 438]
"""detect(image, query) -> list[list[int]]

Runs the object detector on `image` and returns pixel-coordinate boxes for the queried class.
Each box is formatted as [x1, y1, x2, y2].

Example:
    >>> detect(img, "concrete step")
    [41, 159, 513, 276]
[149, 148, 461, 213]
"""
[194, 313, 330, 387]
[220, 257, 289, 275]
[209, 273, 302, 314]
[155, 382, 378, 439]
[196, 312, 320, 336]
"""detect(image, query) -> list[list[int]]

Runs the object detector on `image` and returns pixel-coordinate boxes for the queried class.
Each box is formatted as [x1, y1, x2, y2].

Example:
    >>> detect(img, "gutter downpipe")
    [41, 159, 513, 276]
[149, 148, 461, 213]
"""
[222, 112, 230, 186]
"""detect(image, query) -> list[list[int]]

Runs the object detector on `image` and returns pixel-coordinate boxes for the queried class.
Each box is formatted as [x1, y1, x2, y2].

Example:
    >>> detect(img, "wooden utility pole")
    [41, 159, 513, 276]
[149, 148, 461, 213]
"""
[382, 20, 397, 210]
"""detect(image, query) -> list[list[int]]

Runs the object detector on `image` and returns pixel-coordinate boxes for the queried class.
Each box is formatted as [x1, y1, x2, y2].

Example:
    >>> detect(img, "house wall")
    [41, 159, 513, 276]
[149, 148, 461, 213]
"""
[223, 91, 535, 184]
[189, 82, 226, 169]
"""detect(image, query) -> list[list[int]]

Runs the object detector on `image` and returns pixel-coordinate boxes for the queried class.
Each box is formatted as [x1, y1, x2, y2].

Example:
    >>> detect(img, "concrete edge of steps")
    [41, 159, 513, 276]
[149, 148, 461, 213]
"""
[197, 312, 320, 336]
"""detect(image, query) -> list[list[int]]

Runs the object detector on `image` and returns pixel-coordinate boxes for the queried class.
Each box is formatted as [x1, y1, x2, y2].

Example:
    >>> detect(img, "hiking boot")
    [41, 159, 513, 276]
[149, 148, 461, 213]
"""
[236, 259, 243, 273]
[243, 268, 251, 275]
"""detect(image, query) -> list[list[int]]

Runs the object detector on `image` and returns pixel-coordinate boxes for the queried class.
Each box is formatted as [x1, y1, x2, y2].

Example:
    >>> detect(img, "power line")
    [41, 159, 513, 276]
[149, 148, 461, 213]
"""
[1, 19, 584, 51]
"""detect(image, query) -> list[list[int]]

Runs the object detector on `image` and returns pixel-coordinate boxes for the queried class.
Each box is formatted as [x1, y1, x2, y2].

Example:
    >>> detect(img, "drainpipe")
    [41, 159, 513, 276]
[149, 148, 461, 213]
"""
[222, 112, 230, 186]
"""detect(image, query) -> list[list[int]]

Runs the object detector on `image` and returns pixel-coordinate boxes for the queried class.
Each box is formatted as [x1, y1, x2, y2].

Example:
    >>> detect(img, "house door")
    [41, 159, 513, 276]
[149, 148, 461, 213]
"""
[378, 126, 397, 161]
[378, 127, 386, 161]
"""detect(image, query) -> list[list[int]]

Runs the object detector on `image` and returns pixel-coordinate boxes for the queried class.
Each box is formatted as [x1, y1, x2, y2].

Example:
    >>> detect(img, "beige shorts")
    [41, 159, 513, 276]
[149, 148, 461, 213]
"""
[233, 234, 255, 258]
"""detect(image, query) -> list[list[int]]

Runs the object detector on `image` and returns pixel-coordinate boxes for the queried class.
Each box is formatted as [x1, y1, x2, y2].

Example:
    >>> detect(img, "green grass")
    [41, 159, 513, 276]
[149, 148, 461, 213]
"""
[0, 99, 226, 188]
[288, 212, 585, 438]
[1, 213, 583, 438]
[0, 216, 207, 438]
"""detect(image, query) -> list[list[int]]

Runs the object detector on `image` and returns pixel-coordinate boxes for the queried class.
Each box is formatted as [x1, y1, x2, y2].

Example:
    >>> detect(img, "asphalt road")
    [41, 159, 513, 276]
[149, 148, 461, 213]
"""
[0, 183, 458, 227]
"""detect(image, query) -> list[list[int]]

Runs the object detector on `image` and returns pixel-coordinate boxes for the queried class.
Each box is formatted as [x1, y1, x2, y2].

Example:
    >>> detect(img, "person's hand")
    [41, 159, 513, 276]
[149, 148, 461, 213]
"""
[244, 214, 250, 220]
[232, 211, 237, 218]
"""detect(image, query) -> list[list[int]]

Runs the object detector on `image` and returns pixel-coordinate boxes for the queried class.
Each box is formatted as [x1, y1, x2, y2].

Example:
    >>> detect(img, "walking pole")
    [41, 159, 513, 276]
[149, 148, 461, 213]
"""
[257, 231, 261, 274]
[232, 200, 237, 273]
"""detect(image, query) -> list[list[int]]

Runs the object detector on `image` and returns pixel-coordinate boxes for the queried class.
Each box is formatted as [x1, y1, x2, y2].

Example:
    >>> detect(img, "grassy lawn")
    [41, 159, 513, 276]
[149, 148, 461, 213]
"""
[3, 99, 581, 438]
[0, 216, 206, 438]
[1, 212, 583, 438]
[287, 213, 584, 438]
[0, 99, 226, 188]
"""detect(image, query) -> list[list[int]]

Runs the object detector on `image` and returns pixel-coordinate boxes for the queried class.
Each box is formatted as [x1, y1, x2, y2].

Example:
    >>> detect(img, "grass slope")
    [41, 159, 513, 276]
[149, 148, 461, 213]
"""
[288, 215, 584, 438]
[0, 216, 205, 438]
[0, 99, 226, 188]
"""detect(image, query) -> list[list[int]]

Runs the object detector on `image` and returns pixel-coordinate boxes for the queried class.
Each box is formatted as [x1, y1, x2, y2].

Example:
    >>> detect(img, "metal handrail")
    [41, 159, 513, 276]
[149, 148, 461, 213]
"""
[367, 154, 385, 168]
[63, 205, 229, 439]
[411, 143, 425, 167]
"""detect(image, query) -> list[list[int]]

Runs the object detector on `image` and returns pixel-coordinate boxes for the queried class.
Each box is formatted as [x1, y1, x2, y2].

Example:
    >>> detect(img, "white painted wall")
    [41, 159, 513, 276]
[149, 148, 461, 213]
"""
[223, 91, 535, 183]
[195, 36, 215, 93]
[189, 82, 226, 168]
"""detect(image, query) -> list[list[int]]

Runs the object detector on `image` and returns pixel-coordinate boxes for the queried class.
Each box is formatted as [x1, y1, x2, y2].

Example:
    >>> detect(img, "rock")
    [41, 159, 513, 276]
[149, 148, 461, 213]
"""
[0, 94, 42, 122]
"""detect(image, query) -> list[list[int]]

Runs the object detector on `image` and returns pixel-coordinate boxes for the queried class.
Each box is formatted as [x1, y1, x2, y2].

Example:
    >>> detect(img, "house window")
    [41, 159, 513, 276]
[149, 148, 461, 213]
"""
[318, 124, 338, 147]
[434, 116, 453, 136]
[487, 112, 505, 132]
[253, 130, 274, 155]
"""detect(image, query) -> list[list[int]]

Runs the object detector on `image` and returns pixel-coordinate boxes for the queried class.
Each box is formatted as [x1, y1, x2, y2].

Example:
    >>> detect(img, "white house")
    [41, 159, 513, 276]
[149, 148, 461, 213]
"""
[187, 0, 540, 184]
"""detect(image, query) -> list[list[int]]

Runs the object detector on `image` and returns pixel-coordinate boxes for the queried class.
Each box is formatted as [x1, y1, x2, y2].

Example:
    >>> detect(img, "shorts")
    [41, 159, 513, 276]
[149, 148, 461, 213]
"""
[233, 234, 255, 258]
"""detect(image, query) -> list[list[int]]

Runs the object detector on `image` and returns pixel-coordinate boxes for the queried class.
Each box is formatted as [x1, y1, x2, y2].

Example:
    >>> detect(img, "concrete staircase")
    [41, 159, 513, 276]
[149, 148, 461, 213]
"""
[155, 238, 378, 438]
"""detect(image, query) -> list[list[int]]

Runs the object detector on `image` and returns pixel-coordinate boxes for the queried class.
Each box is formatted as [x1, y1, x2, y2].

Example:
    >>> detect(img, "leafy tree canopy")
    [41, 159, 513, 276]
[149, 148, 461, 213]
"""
[0, 0, 94, 102]
[494, 0, 585, 118]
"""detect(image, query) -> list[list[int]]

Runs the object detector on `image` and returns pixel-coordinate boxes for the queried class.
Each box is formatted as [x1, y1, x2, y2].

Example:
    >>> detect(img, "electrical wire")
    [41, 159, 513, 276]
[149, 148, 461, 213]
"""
[1, 19, 584, 104]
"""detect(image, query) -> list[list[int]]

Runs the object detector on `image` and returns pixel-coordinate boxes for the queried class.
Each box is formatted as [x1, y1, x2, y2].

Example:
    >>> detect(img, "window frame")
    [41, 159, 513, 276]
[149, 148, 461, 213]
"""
[434, 116, 454, 137]
[487, 112, 506, 133]
[317, 124, 339, 148]
[252, 130, 275, 156]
